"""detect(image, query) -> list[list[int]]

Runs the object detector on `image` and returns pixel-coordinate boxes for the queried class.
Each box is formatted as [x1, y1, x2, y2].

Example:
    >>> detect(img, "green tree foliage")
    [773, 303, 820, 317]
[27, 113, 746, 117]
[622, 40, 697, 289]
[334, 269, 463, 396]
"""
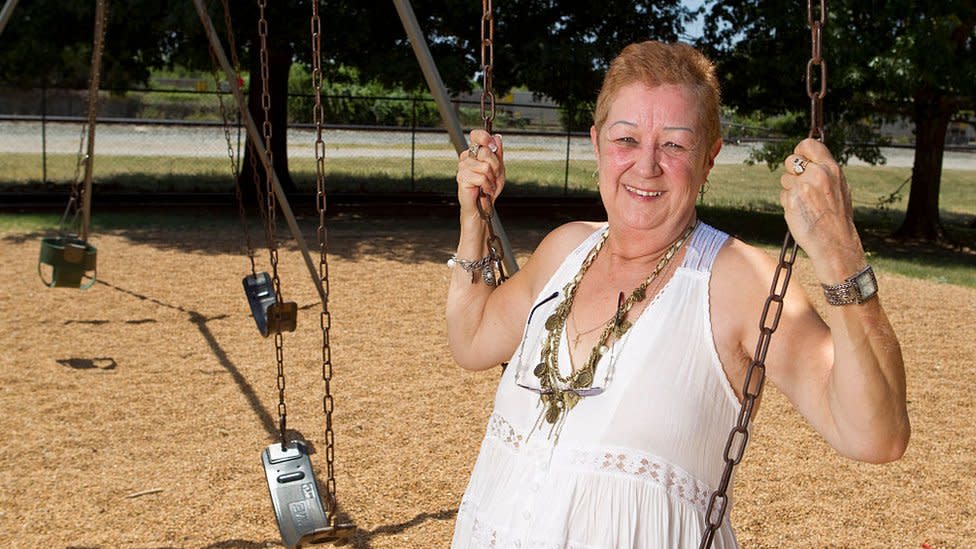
[0, 0, 199, 89]
[698, 0, 976, 242]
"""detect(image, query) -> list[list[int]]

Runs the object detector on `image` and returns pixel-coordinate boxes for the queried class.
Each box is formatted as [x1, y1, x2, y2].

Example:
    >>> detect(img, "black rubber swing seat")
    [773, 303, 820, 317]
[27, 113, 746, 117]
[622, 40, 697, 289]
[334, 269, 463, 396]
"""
[262, 441, 355, 548]
[243, 272, 298, 336]
[38, 236, 98, 289]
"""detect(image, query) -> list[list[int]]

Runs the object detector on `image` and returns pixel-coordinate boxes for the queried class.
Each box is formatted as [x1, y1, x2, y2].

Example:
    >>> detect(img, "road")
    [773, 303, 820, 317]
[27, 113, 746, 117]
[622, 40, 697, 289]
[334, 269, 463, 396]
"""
[2, 120, 975, 169]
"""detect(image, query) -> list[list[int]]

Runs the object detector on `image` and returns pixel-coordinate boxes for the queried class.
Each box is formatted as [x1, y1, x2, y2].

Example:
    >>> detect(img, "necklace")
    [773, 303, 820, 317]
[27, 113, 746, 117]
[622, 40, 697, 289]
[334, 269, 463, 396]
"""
[571, 304, 615, 347]
[532, 222, 697, 437]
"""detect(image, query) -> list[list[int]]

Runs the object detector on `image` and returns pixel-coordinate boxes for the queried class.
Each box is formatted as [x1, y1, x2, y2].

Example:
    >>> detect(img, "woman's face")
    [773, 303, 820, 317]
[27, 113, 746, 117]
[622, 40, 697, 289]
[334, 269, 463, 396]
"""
[591, 82, 721, 236]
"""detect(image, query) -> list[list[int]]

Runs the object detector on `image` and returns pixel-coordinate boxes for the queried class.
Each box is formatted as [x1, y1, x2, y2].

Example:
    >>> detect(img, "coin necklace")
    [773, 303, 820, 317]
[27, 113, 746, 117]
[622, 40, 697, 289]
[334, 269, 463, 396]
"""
[533, 222, 697, 438]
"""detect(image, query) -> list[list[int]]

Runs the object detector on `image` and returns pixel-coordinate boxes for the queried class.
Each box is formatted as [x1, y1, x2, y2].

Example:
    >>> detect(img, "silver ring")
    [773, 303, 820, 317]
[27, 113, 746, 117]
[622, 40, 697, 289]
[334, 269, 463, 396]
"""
[792, 156, 809, 175]
[468, 143, 481, 159]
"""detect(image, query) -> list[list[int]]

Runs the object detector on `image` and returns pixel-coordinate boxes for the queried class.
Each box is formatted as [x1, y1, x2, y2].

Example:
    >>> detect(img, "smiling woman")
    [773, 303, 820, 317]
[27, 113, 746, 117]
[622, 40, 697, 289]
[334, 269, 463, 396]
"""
[592, 82, 720, 238]
[445, 40, 909, 549]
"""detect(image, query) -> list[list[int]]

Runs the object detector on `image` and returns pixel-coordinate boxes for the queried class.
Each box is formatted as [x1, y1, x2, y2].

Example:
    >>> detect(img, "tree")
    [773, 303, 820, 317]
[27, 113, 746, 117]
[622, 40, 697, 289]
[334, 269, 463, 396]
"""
[0, 0, 195, 89]
[0, 1, 312, 195]
[698, 0, 976, 242]
[313, 0, 694, 120]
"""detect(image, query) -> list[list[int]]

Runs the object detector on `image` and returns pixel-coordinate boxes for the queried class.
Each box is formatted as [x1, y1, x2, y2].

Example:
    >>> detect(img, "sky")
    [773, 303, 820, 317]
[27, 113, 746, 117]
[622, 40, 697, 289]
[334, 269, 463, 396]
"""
[681, 0, 706, 40]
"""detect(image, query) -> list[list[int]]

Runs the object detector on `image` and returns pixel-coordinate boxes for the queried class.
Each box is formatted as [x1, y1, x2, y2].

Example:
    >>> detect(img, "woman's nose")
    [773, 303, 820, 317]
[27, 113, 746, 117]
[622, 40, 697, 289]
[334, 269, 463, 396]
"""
[636, 144, 663, 177]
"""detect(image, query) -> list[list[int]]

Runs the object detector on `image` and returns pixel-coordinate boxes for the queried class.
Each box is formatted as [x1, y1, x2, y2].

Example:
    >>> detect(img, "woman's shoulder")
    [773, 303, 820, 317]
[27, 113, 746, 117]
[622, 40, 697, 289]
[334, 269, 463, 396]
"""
[712, 236, 778, 286]
[516, 221, 604, 295]
[536, 220, 605, 260]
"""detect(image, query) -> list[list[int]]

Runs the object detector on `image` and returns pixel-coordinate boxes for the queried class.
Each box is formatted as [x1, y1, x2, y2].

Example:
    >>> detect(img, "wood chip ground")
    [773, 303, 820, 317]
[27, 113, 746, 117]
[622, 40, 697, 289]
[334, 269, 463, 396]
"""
[1, 213, 972, 548]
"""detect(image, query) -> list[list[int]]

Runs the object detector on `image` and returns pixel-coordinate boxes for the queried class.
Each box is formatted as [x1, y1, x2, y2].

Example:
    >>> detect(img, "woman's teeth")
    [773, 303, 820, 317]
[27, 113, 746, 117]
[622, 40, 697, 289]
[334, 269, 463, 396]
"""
[624, 185, 663, 197]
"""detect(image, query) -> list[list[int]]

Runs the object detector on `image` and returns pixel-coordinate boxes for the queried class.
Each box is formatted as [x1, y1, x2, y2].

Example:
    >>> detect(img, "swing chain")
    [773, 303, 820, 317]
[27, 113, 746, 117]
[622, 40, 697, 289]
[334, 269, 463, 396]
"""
[64, 0, 108, 241]
[257, 0, 287, 447]
[209, 1, 256, 275]
[699, 235, 798, 547]
[700, 3, 826, 547]
[310, 0, 340, 518]
[63, 122, 87, 237]
[479, 0, 495, 132]
[475, 0, 505, 285]
[807, 0, 827, 141]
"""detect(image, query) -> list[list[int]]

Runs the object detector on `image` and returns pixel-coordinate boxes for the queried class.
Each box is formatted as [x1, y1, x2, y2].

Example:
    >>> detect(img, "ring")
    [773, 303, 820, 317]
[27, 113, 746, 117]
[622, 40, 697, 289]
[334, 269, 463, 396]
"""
[792, 156, 809, 175]
[468, 143, 482, 159]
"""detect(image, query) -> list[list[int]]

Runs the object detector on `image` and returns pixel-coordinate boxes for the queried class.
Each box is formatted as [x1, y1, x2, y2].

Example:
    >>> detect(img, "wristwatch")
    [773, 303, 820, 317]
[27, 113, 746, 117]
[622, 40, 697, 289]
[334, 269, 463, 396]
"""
[821, 265, 878, 305]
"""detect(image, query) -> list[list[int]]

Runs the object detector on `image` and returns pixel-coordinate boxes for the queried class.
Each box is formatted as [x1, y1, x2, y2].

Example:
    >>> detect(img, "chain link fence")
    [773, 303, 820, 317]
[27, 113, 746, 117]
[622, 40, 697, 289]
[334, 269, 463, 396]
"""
[0, 86, 600, 195]
[4, 86, 969, 197]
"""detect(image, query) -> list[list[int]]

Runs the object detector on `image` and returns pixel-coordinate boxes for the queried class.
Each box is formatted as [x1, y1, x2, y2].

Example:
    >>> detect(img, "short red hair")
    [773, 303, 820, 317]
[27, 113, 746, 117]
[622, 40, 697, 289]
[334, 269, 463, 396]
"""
[593, 41, 722, 147]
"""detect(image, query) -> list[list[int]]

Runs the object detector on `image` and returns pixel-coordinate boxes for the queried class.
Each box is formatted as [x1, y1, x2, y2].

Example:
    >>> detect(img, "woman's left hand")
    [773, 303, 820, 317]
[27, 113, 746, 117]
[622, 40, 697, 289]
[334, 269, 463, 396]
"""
[780, 138, 866, 281]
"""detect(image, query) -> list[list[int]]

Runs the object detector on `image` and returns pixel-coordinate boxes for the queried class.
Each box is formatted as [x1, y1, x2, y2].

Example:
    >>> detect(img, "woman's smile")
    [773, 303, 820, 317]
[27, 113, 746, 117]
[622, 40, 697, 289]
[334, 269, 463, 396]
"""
[622, 184, 664, 198]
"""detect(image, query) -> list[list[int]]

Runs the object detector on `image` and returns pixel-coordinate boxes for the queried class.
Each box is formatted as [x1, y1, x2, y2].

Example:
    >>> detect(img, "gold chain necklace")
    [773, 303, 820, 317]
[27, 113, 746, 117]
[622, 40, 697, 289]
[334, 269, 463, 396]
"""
[532, 222, 697, 434]
[571, 303, 615, 347]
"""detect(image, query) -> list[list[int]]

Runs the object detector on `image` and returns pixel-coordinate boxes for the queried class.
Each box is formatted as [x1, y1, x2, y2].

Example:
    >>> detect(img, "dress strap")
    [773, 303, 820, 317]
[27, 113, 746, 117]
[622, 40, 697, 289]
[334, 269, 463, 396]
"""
[681, 222, 729, 272]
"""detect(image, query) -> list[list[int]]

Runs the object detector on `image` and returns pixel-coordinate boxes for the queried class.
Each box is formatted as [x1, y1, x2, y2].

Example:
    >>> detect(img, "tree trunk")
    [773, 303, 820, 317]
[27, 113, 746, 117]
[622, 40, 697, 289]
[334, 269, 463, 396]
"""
[238, 6, 297, 207]
[893, 89, 950, 242]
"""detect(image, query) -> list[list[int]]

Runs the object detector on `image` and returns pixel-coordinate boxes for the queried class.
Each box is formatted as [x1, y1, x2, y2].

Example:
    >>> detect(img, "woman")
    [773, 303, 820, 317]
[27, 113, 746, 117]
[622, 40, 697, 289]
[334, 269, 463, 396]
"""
[446, 41, 909, 548]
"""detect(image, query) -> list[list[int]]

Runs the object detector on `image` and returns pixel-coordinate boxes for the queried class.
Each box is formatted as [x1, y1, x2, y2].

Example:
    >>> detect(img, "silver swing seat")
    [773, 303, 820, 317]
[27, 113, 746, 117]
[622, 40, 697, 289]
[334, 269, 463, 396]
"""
[243, 272, 298, 336]
[262, 441, 355, 547]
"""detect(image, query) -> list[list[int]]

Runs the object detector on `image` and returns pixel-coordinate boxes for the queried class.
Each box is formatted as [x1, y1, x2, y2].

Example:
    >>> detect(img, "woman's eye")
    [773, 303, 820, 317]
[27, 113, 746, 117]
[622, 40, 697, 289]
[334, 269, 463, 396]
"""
[613, 136, 638, 145]
[662, 141, 686, 151]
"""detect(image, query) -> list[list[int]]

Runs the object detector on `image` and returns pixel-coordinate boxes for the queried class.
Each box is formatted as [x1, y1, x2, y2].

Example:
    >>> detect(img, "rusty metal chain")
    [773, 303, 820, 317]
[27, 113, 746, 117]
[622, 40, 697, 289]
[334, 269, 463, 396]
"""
[210, 0, 256, 275]
[257, 0, 287, 448]
[806, 0, 827, 140]
[699, 236, 798, 547]
[63, 121, 88, 236]
[699, 3, 826, 547]
[62, 0, 105, 238]
[474, 0, 506, 285]
[221, 0, 271, 245]
[310, 0, 340, 520]
[479, 0, 495, 132]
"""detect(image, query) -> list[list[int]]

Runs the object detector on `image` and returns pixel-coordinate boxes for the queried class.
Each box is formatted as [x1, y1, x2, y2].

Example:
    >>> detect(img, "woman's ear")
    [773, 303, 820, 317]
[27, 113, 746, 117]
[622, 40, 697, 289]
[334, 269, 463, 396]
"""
[590, 125, 600, 158]
[705, 137, 723, 172]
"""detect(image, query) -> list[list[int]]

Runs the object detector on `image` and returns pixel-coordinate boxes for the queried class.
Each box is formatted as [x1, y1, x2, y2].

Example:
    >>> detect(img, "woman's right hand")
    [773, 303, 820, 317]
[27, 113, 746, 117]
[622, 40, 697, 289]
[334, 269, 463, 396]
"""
[457, 130, 505, 217]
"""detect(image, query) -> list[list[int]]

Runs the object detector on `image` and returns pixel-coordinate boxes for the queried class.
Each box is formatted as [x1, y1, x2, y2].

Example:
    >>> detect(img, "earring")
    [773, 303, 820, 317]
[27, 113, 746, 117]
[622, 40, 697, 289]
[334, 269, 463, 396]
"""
[698, 179, 710, 202]
[592, 169, 599, 179]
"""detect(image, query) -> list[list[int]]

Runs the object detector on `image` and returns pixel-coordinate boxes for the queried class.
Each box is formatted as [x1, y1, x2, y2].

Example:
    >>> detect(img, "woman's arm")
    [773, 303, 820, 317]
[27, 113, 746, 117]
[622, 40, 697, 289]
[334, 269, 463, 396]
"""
[446, 131, 601, 370]
[713, 138, 909, 463]
[446, 130, 524, 370]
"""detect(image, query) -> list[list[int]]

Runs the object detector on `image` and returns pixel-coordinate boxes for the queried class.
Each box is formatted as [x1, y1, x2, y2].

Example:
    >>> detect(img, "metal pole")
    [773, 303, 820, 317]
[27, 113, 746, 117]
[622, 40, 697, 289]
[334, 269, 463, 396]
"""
[410, 97, 416, 191]
[391, 0, 518, 276]
[563, 110, 571, 195]
[0, 0, 21, 38]
[192, 0, 327, 307]
[42, 82, 48, 184]
[81, 0, 108, 242]
[391, 0, 464, 151]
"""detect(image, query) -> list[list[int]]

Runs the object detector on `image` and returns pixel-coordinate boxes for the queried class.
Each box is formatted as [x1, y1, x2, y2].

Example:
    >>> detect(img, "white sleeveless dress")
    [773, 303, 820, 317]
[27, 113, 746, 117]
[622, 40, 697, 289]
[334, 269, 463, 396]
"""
[451, 222, 742, 549]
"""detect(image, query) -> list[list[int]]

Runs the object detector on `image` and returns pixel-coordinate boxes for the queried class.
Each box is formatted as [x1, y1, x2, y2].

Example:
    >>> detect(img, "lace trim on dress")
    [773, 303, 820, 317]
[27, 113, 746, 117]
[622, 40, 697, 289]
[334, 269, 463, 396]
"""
[484, 414, 712, 513]
[486, 412, 525, 451]
[556, 447, 712, 513]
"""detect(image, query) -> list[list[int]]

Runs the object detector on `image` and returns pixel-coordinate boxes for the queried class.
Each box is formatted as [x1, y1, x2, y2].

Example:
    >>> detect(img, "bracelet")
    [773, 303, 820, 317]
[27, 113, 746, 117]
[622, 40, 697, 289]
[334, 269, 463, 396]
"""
[448, 254, 491, 271]
[448, 254, 497, 286]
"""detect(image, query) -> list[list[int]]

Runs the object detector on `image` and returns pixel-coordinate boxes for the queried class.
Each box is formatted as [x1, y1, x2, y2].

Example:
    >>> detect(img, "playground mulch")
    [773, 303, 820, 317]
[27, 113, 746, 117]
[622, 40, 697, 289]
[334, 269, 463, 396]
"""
[1, 212, 973, 548]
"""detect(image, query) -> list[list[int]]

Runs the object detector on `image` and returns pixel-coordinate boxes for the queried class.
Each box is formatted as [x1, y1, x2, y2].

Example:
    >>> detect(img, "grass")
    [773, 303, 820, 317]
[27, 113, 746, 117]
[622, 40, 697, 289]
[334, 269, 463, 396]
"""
[1, 153, 973, 287]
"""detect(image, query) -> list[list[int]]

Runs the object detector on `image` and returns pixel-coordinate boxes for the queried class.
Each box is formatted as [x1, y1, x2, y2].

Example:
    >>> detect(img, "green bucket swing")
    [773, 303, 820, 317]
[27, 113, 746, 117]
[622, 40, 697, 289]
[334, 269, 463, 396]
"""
[38, 0, 106, 291]
[38, 235, 97, 289]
